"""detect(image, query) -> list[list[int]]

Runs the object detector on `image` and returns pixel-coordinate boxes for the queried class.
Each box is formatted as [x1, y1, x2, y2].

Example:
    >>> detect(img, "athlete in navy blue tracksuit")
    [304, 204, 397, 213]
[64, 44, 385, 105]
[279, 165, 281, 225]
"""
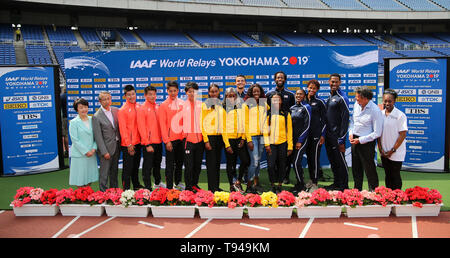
[290, 89, 311, 193]
[324, 74, 350, 191]
[305, 80, 327, 188]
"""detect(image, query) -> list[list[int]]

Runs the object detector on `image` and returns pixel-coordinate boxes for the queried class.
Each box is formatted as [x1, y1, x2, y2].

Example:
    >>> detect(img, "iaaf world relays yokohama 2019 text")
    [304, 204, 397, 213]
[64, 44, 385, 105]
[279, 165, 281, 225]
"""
[129, 56, 310, 69]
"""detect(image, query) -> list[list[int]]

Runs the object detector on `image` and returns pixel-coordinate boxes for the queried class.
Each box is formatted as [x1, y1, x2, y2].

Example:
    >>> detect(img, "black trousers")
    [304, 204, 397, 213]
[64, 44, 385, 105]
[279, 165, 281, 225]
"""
[306, 136, 323, 184]
[121, 144, 142, 190]
[267, 142, 287, 184]
[351, 138, 378, 191]
[381, 156, 403, 190]
[225, 138, 250, 185]
[165, 139, 184, 189]
[293, 138, 309, 187]
[325, 136, 349, 189]
[184, 141, 204, 190]
[205, 135, 224, 192]
[142, 143, 163, 189]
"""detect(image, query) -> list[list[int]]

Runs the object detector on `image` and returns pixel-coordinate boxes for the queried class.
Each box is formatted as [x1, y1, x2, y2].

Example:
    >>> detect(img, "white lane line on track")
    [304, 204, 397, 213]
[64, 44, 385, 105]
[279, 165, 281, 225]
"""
[0, 210, 5, 215]
[138, 221, 164, 229]
[240, 223, 270, 231]
[185, 218, 213, 238]
[411, 216, 418, 238]
[344, 222, 378, 231]
[71, 216, 116, 238]
[299, 218, 314, 238]
[52, 216, 80, 238]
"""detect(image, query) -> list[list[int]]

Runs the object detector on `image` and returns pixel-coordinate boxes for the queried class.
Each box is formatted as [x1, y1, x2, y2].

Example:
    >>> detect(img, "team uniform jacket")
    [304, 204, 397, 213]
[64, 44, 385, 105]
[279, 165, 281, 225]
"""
[136, 101, 162, 146]
[325, 88, 350, 145]
[159, 97, 185, 143]
[306, 94, 327, 139]
[118, 101, 141, 147]
[290, 101, 311, 145]
[222, 104, 245, 149]
[263, 110, 293, 151]
[201, 102, 223, 143]
[242, 102, 269, 142]
[266, 87, 296, 114]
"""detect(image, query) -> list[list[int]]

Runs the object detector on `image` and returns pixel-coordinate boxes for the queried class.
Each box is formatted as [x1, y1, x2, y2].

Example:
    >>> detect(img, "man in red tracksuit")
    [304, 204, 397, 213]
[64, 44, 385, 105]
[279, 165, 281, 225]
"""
[159, 81, 185, 190]
[118, 84, 143, 190]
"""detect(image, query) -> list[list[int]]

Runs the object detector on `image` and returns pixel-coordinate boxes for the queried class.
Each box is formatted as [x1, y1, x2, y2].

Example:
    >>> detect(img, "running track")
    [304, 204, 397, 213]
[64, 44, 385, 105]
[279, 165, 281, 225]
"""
[0, 210, 449, 238]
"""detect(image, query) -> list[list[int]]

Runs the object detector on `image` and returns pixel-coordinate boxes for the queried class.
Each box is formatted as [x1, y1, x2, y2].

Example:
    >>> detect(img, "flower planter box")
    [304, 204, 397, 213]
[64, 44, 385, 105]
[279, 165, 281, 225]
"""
[297, 205, 342, 218]
[59, 204, 104, 217]
[150, 205, 196, 218]
[104, 205, 150, 217]
[345, 205, 392, 218]
[247, 206, 294, 219]
[197, 206, 244, 219]
[392, 203, 442, 217]
[10, 204, 59, 216]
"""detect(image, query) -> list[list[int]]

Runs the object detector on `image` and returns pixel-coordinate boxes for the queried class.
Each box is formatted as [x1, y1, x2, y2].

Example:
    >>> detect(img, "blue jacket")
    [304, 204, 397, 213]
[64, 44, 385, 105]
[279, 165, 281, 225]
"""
[306, 94, 327, 139]
[290, 101, 311, 144]
[69, 116, 97, 158]
[325, 88, 350, 145]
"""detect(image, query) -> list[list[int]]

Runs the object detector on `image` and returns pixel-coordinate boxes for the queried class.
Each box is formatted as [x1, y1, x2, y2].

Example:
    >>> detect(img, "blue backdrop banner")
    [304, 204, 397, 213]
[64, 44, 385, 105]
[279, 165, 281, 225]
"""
[0, 65, 63, 176]
[64, 46, 379, 168]
[387, 57, 448, 172]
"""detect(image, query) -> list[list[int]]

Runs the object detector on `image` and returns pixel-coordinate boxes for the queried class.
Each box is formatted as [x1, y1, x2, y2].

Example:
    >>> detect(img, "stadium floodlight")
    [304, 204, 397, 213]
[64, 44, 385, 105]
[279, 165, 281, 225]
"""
[319, 29, 322, 33]
[71, 26, 78, 30]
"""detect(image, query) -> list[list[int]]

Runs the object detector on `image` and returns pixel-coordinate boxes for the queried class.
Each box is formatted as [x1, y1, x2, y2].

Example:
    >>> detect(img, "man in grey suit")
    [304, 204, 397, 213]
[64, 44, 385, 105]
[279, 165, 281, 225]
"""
[92, 91, 121, 191]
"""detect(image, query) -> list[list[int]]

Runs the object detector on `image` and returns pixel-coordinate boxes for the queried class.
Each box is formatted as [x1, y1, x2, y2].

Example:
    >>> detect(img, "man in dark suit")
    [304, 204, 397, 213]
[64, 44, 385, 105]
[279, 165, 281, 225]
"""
[92, 91, 121, 191]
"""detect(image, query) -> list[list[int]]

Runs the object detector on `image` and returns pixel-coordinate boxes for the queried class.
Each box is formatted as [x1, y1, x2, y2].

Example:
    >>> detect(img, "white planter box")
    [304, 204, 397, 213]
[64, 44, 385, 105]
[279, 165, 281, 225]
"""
[197, 206, 244, 219]
[297, 205, 342, 218]
[392, 203, 442, 217]
[345, 205, 392, 218]
[150, 205, 196, 218]
[59, 204, 104, 216]
[247, 206, 294, 219]
[104, 205, 150, 217]
[11, 204, 59, 216]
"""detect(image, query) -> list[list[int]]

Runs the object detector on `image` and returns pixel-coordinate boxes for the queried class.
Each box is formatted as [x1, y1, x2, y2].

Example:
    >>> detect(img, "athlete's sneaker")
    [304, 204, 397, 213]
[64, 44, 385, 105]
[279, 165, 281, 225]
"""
[174, 183, 185, 191]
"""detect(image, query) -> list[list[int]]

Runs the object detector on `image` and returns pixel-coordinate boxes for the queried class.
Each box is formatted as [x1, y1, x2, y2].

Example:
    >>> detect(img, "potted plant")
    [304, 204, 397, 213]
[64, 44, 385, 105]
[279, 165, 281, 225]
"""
[392, 186, 443, 217]
[150, 188, 197, 218]
[296, 188, 343, 218]
[56, 186, 105, 216]
[247, 191, 295, 219]
[10, 187, 59, 216]
[196, 190, 244, 219]
[104, 189, 150, 217]
[343, 187, 393, 218]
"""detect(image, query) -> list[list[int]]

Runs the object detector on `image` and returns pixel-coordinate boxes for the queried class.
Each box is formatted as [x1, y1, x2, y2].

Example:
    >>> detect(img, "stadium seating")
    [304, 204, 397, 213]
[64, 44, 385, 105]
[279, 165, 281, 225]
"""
[283, 0, 327, 9]
[241, 0, 284, 7]
[431, 47, 450, 56]
[116, 29, 139, 45]
[137, 30, 195, 47]
[45, 26, 77, 44]
[52, 45, 83, 70]
[0, 43, 16, 65]
[21, 25, 45, 43]
[232, 32, 265, 46]
[359, 34, 391, 47]
[395, 33, 449, 45]
[397, 0, 443, 11]
[431, 0, 450, 10]
[277, 33, 332, 46]
[320, 33, 371, 45]
[25, 44, 52, 64]
[187, 31, 244, 47]
[322, 0, 368, 10]
[359, 0, 409, 11]
[79, 27, 102, 45]
[0, 25, 13, 43]
[396, 49, 444, 57]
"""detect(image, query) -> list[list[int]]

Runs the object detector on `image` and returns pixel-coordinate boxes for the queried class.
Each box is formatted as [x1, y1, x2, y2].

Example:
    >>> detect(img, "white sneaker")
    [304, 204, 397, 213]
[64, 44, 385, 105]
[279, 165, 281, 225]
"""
[153, 182, 167, 189]
[175, 183, 185, 191]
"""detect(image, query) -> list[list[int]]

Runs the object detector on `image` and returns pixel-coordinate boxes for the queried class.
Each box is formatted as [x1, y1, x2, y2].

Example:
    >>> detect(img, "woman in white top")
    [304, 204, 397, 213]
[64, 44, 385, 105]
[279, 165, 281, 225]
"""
[377, 89, 408, 190]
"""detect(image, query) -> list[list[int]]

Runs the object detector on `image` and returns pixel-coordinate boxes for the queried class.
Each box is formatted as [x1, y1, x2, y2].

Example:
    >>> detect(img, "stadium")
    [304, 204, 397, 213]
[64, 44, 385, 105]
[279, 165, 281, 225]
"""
[0, 0, 449, 241]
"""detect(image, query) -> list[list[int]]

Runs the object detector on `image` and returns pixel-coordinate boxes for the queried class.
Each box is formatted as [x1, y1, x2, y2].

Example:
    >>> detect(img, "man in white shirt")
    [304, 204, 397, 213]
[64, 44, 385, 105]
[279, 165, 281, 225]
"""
[92, 91, 121, 191]
[377, 89, 407, 190]
[349, 86, 383, 191]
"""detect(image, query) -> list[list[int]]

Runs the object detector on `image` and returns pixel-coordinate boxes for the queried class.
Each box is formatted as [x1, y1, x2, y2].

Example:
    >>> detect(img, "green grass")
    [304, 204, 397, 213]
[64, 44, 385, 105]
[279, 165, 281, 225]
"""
[1, 159, 449, 211]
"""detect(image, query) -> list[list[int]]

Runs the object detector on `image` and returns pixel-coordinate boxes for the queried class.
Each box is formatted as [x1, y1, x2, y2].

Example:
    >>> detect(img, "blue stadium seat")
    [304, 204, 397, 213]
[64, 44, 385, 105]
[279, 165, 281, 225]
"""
[187, 31, 244, 47]
[45, 26, 78, 44]
[277, 33, 332, 46]
[137, 30, 195, 47]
